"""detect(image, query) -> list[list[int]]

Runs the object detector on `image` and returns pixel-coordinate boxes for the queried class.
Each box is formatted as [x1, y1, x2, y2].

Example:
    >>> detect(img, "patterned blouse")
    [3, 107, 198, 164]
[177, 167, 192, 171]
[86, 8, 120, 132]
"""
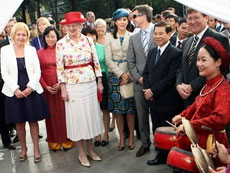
[56, 34, 102, 84]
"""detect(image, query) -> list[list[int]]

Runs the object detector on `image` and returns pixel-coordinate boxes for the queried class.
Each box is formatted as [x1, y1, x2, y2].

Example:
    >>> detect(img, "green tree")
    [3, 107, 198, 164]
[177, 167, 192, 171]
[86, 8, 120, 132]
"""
[14, 0, 184, 24]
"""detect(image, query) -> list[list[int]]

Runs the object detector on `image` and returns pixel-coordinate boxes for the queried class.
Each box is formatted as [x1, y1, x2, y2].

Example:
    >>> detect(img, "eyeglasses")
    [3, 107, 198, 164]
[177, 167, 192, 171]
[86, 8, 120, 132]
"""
[133, 14, 142, 19]
[66, 23, 81, 28]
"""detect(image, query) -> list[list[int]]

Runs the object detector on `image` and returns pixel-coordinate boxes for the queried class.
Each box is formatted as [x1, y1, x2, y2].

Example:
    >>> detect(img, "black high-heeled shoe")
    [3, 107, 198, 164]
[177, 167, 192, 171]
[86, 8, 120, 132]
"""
[118, 145, 125, 151]
[94, 141, 101, 147]
[128, 144, 135, 150]
[109, 126, 115, 132]
[63, 147, 72, 151]
[101, 140, 109, 147]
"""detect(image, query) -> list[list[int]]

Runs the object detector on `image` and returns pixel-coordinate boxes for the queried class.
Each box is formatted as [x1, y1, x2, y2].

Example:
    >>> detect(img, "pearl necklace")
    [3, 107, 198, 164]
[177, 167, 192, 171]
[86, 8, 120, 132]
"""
[199, 76, 224, 97]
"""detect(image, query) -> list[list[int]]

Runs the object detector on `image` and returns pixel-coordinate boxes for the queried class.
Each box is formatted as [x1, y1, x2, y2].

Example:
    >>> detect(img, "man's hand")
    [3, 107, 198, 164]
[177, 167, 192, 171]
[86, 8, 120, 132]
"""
[143, 89, 153, 101]
[137, 77, 143, 85]
[176, 84, 190, 99]
[183, 83, 193, 94]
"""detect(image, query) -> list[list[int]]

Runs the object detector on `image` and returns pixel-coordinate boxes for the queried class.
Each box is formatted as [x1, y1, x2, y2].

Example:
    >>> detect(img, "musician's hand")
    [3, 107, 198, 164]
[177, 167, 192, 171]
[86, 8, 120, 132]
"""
[172, 115, 182, 125]
[176, 124, 185, 136]
[209, 166, 226, 173]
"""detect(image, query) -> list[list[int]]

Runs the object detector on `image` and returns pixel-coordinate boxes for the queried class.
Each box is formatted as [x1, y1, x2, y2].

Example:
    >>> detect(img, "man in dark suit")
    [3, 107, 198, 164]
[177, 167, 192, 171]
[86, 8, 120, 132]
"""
[215, 20, 225, 32]
[176, 8, 230, 109]
[127, 4, 156, 157]
[83, 11, 96, 29]
[207, 16, 217, 30]
[170, 18, 190, 49]
[143, 21, 182, 165]
[0, 18, 17, 150]
[0, 18, 16, 47]
[165, 14, 179, 45]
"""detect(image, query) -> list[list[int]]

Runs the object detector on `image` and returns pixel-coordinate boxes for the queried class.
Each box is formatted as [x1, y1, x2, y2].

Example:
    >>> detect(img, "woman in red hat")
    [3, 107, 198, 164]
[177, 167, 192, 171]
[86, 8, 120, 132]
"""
[172, 37, 230, 167]
[56, 12, 103, 167]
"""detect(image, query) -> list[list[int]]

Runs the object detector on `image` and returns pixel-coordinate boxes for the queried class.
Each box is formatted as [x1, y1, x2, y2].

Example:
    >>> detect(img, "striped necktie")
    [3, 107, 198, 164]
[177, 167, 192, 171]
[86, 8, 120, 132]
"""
[142, 30, 149, 56]
[187, 36, 199, 65]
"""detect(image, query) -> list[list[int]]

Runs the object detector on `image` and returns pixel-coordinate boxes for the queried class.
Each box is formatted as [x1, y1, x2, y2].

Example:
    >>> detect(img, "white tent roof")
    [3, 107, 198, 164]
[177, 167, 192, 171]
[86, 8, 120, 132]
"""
[174, 0, 230, 23]
[0, 0, 23, 33]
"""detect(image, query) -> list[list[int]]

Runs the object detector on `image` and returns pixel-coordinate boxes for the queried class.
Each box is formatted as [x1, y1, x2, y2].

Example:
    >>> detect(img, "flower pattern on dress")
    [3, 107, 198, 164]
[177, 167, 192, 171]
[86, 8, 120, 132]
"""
[56, 34, 102, 84]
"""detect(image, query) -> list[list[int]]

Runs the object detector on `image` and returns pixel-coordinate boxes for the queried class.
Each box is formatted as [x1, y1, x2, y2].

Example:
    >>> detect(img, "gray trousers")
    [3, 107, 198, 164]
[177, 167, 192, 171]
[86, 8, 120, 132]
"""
[134, 90, 151, 148]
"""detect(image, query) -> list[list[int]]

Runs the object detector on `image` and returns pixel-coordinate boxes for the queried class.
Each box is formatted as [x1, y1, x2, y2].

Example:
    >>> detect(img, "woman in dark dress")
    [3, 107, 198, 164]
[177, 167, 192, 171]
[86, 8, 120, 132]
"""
[1, 22, 50, 163]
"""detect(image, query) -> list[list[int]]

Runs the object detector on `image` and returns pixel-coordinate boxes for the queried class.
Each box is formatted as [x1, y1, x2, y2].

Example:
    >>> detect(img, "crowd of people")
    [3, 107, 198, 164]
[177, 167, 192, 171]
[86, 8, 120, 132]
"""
[1, 3, 230, 172]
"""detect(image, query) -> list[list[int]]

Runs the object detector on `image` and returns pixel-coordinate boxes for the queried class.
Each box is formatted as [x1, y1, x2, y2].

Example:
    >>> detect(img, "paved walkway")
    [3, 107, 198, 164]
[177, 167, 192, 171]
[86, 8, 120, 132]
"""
[0, 120, 173, 173]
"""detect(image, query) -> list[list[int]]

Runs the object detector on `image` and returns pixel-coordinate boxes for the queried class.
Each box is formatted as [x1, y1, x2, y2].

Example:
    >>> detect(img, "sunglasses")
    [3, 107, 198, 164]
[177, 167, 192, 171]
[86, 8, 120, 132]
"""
[133, 14, 142, 19]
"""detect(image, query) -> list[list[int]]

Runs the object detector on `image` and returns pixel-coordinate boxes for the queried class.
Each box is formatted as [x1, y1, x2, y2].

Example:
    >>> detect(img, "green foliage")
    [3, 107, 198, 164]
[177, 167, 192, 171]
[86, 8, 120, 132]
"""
[15, 0, 184, 24]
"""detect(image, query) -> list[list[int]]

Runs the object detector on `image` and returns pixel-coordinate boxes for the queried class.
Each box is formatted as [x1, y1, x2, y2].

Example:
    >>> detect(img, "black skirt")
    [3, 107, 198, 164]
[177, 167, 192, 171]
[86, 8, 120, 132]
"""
[4, 58, 50, 124]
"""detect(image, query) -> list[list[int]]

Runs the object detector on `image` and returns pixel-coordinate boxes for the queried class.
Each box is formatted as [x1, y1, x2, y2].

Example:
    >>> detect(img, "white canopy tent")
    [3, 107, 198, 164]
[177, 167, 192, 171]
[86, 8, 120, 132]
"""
[0, 0, 23, 33]
[1, 0, 230, 32]
[174, 0, 230, 23]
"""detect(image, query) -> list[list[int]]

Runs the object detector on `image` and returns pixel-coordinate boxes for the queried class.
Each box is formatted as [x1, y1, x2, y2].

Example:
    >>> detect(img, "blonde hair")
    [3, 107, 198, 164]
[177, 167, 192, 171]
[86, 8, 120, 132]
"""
[95, 18, 106, 28]
[36, 17, 51, 35]
[59, 19, 67, 38]
[10, 22, 30, 45]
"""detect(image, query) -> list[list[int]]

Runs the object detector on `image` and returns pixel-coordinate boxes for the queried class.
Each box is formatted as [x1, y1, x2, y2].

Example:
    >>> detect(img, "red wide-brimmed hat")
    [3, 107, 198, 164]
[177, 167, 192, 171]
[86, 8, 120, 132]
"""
[60, 12, 86, 25]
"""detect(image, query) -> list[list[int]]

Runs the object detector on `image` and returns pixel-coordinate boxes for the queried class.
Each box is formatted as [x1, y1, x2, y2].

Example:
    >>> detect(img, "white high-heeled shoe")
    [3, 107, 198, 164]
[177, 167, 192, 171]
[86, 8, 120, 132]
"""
[78, 155, 90, 167]
[86, 153, 102, 161]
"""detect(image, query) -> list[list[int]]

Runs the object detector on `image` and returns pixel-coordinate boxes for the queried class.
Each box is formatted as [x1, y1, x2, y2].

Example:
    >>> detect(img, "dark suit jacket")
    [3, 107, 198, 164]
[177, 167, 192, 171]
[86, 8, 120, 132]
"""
[176, 28, 230, 108]
[0, 37, 10, 84]
[170, 32, 178, 46]
[143, 43, 182, 112]
[0, 37, 10, 49]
